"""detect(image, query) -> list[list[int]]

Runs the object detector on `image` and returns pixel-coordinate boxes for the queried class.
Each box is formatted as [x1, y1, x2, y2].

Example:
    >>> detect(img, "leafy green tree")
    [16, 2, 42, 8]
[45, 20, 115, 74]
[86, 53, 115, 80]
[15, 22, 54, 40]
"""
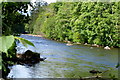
[2, 2, 31, 35]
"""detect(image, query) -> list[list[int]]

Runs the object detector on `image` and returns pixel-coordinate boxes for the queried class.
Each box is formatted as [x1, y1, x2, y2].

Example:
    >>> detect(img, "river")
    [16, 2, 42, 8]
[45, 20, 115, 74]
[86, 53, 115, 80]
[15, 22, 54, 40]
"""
[8, 34, 118, 78]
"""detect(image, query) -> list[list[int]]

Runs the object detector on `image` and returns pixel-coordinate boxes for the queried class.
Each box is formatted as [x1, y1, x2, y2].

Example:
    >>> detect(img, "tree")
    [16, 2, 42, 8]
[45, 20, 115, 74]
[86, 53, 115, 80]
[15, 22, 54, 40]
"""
[1, 2, 34, 78]
[2, 2, 31, 35]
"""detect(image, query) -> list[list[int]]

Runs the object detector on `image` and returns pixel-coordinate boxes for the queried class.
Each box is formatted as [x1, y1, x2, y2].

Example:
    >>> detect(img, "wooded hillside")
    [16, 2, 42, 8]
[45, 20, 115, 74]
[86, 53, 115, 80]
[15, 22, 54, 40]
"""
[27, 2, 120, 47]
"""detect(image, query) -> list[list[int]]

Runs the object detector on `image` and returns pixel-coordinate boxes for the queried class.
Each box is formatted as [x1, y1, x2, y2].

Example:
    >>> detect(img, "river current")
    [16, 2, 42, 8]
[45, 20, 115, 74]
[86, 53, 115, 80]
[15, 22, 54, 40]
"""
[8, 34, 118, 78]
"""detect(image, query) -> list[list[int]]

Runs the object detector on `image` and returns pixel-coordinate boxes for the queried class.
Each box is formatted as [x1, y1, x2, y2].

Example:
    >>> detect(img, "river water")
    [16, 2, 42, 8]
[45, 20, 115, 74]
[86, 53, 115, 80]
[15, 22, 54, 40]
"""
[8, 34, 118, 78]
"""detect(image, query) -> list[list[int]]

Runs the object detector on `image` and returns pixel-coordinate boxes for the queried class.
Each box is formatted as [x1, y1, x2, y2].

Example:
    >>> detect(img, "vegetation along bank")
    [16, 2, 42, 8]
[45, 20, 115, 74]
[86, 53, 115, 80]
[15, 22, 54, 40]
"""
[26, 2, 120, 48]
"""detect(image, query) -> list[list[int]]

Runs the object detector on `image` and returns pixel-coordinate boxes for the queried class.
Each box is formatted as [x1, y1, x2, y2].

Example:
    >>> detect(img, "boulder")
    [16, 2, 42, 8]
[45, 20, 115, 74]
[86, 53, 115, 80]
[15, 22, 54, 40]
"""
[16, 50, 46, 65]
[66, 41, 73, 46]
[104, 46, 110, 50]
[92, 44, 99, 47]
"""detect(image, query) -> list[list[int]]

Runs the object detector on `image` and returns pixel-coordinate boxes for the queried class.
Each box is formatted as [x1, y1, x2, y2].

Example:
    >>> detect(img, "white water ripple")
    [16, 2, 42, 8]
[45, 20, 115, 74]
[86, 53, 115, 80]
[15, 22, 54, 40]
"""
[7, 65, 32, 78]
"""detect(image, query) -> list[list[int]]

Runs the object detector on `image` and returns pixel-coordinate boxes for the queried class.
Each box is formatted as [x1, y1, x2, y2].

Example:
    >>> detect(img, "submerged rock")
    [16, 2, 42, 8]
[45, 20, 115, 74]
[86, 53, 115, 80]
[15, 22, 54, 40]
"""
[89, 70, 102, 74]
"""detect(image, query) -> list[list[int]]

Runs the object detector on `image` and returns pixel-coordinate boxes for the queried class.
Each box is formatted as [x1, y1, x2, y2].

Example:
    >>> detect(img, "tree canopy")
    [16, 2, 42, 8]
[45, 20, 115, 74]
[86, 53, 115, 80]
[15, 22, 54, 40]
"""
[27, 2, 120, 47]
[2, 2, 31, 35]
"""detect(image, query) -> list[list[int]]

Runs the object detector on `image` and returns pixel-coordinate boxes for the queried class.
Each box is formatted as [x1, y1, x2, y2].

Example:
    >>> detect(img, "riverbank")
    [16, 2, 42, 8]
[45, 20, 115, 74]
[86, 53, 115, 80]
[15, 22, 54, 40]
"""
[21, 34, 118, 50]
[23, 34, 44, 37]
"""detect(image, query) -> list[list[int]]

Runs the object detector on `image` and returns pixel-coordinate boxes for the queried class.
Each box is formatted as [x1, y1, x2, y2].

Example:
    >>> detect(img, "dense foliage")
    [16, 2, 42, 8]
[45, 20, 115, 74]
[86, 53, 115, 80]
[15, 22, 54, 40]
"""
[1, 2, 33, 78]
[25, 1, 48, 33]
[2, 2, 31, 35]
[28, 2, 120, 47]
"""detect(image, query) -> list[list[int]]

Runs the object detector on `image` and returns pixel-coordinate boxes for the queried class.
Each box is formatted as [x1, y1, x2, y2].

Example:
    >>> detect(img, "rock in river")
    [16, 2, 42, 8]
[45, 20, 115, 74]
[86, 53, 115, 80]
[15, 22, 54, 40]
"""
[16, 50, 46, 65]
[104, 46, 110, 50]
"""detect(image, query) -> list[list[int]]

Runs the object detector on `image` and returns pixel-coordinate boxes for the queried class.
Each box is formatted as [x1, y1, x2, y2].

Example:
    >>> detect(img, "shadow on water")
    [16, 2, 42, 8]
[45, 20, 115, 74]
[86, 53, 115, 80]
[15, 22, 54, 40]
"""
[8, 34, 118, 78]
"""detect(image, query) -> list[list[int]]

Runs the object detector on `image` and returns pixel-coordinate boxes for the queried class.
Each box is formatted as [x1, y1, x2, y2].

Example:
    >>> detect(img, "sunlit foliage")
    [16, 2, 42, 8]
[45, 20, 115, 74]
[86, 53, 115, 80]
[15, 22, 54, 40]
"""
[28, 2, 120, 47]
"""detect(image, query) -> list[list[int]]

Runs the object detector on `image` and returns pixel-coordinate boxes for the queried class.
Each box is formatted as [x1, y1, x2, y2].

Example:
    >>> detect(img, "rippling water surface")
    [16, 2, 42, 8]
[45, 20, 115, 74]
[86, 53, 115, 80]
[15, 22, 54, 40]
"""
[8, 34, 118, 78]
